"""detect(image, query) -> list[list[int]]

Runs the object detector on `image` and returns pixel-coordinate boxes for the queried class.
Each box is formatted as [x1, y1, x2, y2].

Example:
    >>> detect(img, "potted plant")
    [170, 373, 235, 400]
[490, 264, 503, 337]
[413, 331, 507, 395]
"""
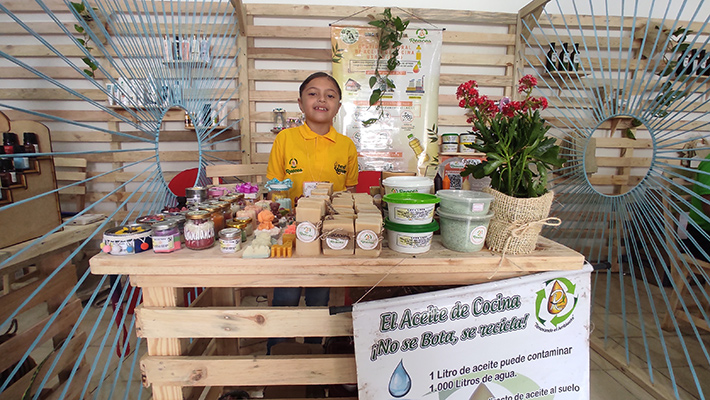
[457, 75, 565, 254]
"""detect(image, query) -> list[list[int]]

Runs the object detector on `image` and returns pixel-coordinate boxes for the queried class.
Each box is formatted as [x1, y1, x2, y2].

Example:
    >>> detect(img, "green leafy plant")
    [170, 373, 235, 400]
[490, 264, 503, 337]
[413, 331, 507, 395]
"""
[362, 8, 409, 127]
[70, 1, 99, 78]
[457, 75, 566, 198]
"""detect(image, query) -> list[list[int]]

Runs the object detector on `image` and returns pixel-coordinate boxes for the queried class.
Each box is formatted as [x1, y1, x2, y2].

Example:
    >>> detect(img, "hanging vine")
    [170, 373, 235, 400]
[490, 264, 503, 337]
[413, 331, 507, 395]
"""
[362, 8, 409, 127]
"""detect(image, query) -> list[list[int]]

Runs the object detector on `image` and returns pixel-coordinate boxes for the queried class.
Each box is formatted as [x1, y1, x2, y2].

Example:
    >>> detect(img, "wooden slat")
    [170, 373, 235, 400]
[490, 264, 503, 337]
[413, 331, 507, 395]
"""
[0, 265, 76, 323]
[141, 354, 357, 387]
[53, 158, 88, 168]
[136, 307, 353, 338]
[55, 171, 87, 181]
[205, 163, 267, 178]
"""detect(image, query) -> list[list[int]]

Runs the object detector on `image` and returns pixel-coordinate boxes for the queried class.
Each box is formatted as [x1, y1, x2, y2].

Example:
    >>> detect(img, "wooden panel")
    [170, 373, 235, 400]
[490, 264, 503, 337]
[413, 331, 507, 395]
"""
[0, 265, 76, 323]
[141, 354, 357, 386]
[136, 307, 353, 338]
[205, 163, 267, 178]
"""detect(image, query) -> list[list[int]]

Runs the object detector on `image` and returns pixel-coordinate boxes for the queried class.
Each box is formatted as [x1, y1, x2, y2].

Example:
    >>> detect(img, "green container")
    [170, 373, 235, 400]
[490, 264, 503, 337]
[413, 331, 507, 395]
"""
[383, 193, 440, 225]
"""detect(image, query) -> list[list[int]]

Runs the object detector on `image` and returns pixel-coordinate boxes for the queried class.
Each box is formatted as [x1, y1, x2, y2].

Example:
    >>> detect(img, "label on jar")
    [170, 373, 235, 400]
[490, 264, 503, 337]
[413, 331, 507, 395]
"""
[394, 205, 434, 222]
[441, 143, 459, 153]
[296, 221, 317, 243]
[153, 235, 175, 252]
[326, 236, 349, 250]
[397, 233, 431, 248]
[356, 229, 379, 250]
[470, 225, 487, 245]
[471, 203, 485, 213]
[220, 238, 240, 253]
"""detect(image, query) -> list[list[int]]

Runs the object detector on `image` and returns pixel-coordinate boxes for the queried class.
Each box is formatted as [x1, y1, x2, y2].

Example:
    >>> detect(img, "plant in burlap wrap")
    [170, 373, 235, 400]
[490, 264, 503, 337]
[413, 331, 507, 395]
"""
[457, 75, 565, 254]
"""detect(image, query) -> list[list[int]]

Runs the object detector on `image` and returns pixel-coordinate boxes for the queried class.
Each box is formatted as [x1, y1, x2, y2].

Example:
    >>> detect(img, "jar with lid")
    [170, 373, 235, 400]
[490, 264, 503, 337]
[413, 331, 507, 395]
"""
[220, 194, 243, 217]
[226, 220, 248, 242]
[213, 201, 232, 222]
[234, 216, 253, 237]
[199, 204, 224, 234]
[165, 214, 186, 244]
[152, 220, 181, 253]
[265, 178, 293, 211]
[185, 186, 207, 206]
[219, 227, 242, 253]
[184, 210, 215, 250]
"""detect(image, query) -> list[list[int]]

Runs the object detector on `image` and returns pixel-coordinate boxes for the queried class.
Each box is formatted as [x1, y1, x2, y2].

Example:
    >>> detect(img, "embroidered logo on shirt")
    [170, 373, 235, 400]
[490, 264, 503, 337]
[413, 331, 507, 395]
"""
[286, 158, 303, 174]
[334, 162, 347, 175]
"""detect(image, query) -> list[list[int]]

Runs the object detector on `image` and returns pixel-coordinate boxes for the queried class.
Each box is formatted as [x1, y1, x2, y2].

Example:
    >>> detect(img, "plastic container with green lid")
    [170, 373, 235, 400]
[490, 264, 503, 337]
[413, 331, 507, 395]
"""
[384, 218, 439, 254]
[441, 133, 460, 144]
[383, 192, 440, 225]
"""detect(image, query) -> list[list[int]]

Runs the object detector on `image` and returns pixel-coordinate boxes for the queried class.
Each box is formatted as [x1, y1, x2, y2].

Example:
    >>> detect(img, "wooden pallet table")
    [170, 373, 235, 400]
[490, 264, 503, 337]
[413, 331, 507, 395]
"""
[89, 236, 585, 400]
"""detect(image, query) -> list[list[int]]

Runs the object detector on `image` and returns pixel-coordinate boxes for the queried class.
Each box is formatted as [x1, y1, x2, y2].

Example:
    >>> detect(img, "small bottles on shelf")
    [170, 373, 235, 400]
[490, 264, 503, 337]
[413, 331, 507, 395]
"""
[163, 35, 211, 64]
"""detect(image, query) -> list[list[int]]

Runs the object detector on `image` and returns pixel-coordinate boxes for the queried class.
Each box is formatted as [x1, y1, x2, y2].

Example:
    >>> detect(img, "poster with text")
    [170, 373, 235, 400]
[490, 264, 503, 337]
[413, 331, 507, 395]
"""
[352, 264, 592, 400]
[331, 25, 442, 175]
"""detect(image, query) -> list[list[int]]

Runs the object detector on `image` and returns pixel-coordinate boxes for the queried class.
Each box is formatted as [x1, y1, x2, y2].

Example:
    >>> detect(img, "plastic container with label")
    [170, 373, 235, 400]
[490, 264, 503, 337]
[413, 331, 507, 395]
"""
[382, 176, 434, 195]
[152, 220, 181, 253]
[219, 227, 242, 253]
[437, 209, 493, 252]
[384, 218, 439, 254]
[441, 143, 459, 153]
[441, 133, 459, 144]
[436, 189, 494, 216]
[383, 192, 439, 225]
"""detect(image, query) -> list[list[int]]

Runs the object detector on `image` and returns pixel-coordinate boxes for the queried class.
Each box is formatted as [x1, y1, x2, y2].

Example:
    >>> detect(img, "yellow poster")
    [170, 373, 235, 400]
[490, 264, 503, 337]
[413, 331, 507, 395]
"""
[331, 26, 442, 175]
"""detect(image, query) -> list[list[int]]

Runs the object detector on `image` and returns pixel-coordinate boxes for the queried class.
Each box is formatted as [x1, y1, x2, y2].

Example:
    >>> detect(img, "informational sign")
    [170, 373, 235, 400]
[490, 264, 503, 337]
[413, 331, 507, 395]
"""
[331, 26, 442, 175]
[352, 264, 592, 400]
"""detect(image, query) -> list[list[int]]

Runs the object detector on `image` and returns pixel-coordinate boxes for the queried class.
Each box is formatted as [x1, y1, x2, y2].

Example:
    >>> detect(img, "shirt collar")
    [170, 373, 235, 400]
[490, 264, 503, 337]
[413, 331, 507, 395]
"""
[298, 123, 337, 143]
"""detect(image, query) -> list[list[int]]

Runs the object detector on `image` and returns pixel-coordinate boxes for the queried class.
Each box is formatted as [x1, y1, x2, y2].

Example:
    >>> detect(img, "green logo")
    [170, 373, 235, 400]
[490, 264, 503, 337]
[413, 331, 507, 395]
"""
[286, 158, 303, 174]
[534, 277, 579, 330]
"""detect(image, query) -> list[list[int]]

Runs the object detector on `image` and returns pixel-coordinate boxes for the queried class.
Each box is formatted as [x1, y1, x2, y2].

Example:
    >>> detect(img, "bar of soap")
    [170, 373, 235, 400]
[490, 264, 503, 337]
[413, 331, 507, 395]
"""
[316, 182, 334, 196]
[322, 219, 354, 256]
[295, 221, 321, 256]
[310, 188, 330, 197]
[308, 194, 331, 203]
[355, 216, 383, 257]
[297, 198, 326, 216]
[296, 205, 323, 223]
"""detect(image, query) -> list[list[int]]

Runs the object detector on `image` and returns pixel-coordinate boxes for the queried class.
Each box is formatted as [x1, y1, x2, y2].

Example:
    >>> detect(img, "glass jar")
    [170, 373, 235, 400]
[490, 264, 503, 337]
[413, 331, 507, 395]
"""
[220, 194, 244, 218]
[166, 214, 186, 244]
[213, 201, 232, 222]
[151, 220, 181, 253]
[208, 186, 227, 199]
[234, 217, 253, 237]
[199, 204, 225, 234]
[226, 220, 248, 242]
[185, 186, 207, 206]
[219, 227, 242, 253]
[184, 210, 215, 250]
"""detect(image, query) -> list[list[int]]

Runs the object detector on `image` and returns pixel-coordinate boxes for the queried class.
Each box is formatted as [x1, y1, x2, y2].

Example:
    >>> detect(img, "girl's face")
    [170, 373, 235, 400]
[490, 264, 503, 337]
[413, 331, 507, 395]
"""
[298, 76, 341, 126]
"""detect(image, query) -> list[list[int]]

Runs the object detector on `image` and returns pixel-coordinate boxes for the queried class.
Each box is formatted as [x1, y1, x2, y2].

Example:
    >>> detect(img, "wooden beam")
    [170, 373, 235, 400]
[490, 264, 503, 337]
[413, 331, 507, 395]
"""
[141, 354, 357, 387]
[136, 307, 353, 338]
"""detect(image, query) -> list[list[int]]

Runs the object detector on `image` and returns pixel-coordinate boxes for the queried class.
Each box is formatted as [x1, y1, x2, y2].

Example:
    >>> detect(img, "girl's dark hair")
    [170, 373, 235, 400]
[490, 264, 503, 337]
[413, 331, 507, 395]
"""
[299, 72, 342, 100]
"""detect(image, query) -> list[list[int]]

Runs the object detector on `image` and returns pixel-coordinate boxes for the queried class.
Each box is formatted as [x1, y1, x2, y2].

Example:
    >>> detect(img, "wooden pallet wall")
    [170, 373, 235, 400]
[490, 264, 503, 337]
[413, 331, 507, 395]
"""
[241, 4, 521, 164]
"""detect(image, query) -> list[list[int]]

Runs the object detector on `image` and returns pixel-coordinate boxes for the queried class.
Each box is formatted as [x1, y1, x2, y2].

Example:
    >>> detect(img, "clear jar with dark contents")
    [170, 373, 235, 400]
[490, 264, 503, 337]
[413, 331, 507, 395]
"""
[184, 210, 215, 250]
[151, 220, 181, 253]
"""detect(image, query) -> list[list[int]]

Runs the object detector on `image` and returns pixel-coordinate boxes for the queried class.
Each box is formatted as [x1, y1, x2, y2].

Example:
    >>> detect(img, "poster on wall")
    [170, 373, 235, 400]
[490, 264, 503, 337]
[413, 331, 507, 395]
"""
[352, 264, 592, 400]
[331, 25, 442, 175]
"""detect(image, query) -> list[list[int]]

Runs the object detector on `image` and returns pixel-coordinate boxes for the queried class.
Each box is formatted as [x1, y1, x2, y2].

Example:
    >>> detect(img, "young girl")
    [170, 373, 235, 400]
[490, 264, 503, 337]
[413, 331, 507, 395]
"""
[265, 72, 358, 353]
[266, 72, 358, 200]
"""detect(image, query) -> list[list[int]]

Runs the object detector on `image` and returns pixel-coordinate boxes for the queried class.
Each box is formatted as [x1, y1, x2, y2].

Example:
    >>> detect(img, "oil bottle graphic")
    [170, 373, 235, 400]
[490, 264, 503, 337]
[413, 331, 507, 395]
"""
[413, 45, 422, 73]
[407, 133, 429, 162]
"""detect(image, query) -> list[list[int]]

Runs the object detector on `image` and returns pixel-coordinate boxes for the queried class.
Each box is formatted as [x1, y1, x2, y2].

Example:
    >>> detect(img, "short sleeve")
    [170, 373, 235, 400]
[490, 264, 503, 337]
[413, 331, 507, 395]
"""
[266, 133, 286, 181]
[696, 159, 710, 196]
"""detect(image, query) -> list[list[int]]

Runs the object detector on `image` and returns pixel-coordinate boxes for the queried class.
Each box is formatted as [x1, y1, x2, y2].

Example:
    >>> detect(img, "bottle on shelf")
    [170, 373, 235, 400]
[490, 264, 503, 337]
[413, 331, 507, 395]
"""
[697, 49, 708, 76]
[545, 43, 558, 72]
[572, 43, 580, 71]
[676, 49, 697, 76]
[173, 36, 181, 61]
[0, 157, 19, 187]
[200, 36, 210, 63]
[558, 42, 570, 71]
[163, 36, 171, 62]
[181, 36, 191, 62]
[191, 35, 200, 61]
[24, 132, 39, 153]
[3, 132, 17, 154]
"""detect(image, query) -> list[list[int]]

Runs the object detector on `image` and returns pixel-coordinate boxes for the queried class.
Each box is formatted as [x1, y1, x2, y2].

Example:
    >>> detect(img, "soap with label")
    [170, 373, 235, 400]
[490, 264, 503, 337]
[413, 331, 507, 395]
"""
[295, 221, 321, 256]
[322, 219, 354, 256]
[355, 216, 383, 257]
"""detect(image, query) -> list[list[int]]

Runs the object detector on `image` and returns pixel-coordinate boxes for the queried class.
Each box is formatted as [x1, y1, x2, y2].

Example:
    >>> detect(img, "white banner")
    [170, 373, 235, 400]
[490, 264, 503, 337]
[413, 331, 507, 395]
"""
[331, 26, 442, 175]
[352, 264, 592, 400]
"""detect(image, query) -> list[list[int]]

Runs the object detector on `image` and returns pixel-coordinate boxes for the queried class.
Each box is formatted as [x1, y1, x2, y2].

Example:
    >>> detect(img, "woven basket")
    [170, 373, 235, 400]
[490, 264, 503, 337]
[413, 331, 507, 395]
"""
[483, 187, 554, 255]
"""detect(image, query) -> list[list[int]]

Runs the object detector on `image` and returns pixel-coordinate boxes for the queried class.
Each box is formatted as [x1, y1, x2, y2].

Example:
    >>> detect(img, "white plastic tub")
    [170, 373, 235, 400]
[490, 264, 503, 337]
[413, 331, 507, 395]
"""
[385, 218, 439, 254]
[437, 189, 494, 216]
[382, 176, 434, 195]
[383, 192, 439, 225]
[437, 209, 493, 252]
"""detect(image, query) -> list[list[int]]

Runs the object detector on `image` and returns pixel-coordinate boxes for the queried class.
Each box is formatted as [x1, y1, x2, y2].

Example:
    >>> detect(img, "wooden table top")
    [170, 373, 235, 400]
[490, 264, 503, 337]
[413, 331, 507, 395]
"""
[89, 236, 585, 288]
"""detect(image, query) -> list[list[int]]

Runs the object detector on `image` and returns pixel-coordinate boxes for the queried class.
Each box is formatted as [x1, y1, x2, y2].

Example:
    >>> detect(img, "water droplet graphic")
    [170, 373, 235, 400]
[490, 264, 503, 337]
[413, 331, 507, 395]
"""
[388, 360, 412, 397]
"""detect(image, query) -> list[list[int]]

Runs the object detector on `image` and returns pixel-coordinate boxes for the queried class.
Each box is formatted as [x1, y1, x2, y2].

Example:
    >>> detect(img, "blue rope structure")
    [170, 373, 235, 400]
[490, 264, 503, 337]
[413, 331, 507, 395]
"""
[0, 0, 241, 398]
[521, 0, 710, 398]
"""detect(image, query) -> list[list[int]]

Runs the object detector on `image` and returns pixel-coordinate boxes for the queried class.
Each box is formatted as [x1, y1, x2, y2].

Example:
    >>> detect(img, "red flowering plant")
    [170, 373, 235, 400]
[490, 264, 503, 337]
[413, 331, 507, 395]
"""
[457, 75, 565, 198]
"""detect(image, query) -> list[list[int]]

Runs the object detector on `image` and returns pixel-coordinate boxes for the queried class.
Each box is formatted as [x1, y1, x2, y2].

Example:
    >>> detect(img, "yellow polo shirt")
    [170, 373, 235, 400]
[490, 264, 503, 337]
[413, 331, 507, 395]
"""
[266, 123, 359, 200]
